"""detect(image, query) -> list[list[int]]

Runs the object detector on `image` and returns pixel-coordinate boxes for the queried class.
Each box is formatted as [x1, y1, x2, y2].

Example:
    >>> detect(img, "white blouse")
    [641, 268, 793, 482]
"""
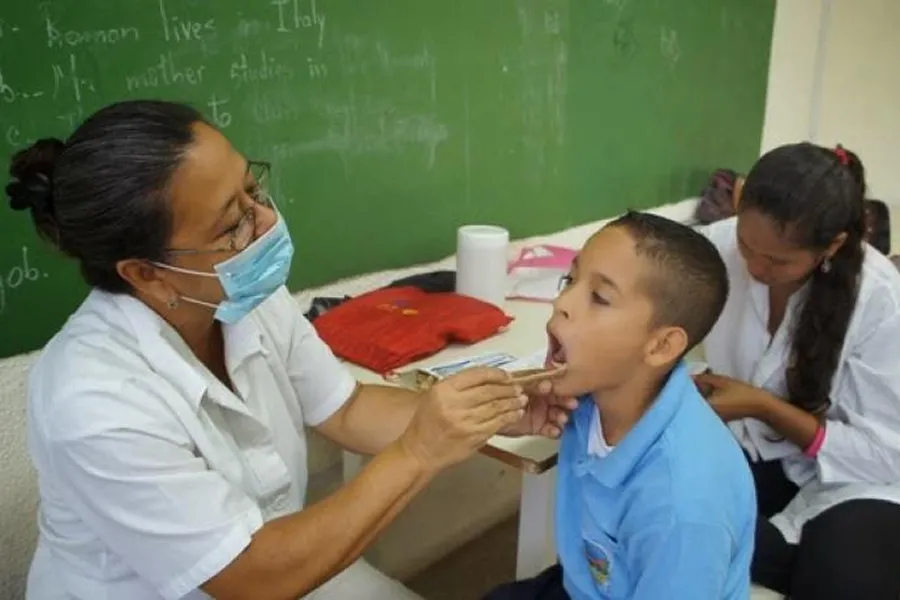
[703, 217, 900, 543]
[26, 287, 356, 599]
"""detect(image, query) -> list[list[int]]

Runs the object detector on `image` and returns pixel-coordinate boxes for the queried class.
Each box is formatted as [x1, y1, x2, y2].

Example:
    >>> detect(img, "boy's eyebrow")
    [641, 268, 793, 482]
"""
[572, 256, 621, 292]
[591, 272, 621, 292]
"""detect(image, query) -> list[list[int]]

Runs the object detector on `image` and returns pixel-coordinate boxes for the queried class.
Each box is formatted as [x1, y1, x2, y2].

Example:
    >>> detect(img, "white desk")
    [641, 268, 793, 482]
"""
[343, 299, 558, 580]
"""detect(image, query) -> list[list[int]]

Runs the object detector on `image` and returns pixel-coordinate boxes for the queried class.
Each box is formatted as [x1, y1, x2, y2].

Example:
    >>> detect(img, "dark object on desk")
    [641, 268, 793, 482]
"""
[305, 296, 351, 321]
[387, 270, 456, 293]
[305, 271, 457, 322]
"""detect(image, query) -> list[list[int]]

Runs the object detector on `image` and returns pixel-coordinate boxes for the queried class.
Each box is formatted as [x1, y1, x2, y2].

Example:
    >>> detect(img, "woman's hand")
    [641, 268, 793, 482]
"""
[692, 372, 771, 422]
[399, 367, 527, 471]
[498, 379, 578, 439]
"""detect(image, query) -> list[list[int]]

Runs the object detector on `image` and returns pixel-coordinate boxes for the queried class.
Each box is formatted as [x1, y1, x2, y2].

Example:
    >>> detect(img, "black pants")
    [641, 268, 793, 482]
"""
[751, 458, 900, 599]
[483, 564, 569, 600]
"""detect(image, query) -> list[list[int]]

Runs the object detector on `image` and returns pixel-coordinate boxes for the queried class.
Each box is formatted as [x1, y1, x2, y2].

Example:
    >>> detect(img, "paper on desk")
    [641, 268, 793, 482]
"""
[506, 269, 567, 302]
[506, 244, 577, 303]
[386, 348, 549, 390]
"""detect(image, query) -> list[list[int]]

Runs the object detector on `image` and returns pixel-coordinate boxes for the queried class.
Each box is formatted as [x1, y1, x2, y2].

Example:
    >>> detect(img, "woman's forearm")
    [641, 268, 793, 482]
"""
[317, 384, 420, 455]
[755, 392, 821, 450]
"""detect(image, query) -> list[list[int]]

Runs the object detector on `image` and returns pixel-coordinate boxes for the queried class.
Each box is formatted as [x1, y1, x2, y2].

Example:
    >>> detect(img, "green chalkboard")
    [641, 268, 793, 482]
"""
[0, 0, 774, 358]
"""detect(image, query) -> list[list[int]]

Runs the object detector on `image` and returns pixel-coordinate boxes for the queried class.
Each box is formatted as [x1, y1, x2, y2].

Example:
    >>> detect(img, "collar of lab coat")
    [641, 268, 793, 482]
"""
[745, 276, 809, 390]
[103, 290, 267, 413]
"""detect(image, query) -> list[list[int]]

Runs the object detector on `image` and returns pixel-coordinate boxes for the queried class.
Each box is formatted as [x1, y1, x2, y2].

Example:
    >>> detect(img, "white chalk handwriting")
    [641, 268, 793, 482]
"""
[660, 27, 681, 67]
[230, 50, 295, 88]
[271, 0, 326, 48]
[0, 246, 47, 317]
[207, 94, 232, 128]
[158, 0, 216, 43]
[52, 54, 95, 105]
[126, 53, 206, 91]
[43, 7, 139, 49]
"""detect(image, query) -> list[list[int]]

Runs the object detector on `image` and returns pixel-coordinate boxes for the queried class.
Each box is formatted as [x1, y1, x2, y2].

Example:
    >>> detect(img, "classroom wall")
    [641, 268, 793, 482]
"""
[761, 0, 900, 204]
[2, 1, 898, 596]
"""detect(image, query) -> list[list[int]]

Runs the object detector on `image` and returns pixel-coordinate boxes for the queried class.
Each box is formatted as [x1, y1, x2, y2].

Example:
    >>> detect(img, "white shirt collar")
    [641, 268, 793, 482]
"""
[102, 291, 267, 413]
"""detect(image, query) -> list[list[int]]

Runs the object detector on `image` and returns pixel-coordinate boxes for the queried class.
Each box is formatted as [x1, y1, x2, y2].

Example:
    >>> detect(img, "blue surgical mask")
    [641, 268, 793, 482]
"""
[155, 213, 295, 324]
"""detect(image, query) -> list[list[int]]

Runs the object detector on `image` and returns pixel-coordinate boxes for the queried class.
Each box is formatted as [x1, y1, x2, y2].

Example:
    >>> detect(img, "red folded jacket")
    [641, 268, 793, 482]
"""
[313, 286, 513, 373]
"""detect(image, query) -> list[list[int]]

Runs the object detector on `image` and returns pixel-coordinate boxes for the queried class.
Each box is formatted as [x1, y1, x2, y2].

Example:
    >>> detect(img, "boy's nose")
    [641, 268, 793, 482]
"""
[552, 304, 570, 320]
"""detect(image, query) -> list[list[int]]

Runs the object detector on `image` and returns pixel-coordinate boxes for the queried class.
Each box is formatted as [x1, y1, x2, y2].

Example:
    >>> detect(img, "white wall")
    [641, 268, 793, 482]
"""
[817, 0, 900, 203]
[759, 0, 825, 151]
[761, 0, 900, 204]
[2, 1, 899, 596]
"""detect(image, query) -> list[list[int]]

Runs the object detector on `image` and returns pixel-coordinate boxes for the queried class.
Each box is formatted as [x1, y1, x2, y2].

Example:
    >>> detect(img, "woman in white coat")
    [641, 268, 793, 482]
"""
[6, 100, 572, 600]
[696, 143, 900, 599]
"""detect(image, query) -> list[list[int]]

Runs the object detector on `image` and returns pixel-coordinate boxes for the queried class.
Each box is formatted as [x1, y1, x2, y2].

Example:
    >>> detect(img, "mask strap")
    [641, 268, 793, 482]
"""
[151, 261, 219, 278]
[151, 261, 221, 311]
[180, 296, 219, 310]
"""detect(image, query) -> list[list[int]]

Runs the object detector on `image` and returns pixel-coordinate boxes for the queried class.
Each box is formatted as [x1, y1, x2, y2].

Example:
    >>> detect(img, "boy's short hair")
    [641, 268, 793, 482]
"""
[609, 210, 729, 352]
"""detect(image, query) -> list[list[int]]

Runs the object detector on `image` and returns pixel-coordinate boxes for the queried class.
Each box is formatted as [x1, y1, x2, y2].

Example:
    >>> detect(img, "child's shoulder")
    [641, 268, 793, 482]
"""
[634, 392, 755, 527]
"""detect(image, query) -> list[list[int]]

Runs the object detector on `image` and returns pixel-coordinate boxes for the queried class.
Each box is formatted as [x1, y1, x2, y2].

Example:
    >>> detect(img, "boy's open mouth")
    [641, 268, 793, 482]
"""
[546, 328, 568, 368]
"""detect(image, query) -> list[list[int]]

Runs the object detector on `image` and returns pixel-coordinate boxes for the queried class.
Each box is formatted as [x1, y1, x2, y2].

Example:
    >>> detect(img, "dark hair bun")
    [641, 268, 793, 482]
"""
[6, 138, 65, 212]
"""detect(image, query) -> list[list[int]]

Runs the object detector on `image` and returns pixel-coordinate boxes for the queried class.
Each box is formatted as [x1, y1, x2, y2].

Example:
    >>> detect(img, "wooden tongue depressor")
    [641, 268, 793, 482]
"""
[509, 365, 567, 385]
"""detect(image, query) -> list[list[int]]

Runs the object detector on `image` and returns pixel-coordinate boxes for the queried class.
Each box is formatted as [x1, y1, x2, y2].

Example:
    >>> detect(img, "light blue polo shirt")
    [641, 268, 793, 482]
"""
[555, 361, 756, 600]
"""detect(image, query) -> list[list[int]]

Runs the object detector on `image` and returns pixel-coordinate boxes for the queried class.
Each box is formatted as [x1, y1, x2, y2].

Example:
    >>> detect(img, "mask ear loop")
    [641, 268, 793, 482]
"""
[151, 261, 219, 278]
[150, 262, 220, 312]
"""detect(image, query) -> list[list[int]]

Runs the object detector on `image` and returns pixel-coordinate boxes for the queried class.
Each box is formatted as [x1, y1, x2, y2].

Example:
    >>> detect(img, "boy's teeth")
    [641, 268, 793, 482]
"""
[550, 351, 567, 368]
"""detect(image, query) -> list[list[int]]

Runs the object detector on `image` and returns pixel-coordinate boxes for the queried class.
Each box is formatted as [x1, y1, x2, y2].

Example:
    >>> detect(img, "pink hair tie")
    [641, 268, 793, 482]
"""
[804, 423, 827, 458]
[834, 146, 850, 166]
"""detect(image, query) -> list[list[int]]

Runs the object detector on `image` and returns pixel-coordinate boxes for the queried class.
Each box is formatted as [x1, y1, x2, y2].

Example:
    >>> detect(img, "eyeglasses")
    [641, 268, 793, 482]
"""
[165, 161, 273, 256]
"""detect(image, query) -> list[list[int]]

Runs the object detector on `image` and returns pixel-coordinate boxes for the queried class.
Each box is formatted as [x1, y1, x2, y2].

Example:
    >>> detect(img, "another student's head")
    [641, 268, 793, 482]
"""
[864, 199, 891, 256]
[735, 142, 866, 414]
[547, 211, 728, 397]
[5, 100, 279, 325]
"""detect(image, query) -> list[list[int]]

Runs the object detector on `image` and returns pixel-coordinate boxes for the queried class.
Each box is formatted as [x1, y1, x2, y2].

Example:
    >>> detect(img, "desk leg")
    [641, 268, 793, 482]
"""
[516, 468, 557, 580]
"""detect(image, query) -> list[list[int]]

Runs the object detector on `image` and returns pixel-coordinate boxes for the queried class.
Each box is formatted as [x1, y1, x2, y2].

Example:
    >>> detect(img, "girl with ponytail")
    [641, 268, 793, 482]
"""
[696, 143, 900, 599]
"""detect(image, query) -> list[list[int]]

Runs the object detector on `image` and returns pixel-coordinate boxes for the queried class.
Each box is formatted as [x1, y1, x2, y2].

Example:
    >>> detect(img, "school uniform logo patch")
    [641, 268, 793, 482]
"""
[585, 539, 611, 586]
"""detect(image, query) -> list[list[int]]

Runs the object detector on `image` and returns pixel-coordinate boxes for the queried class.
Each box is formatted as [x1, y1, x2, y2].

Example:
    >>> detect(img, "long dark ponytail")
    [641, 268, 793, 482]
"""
[740, 142, 866, 415]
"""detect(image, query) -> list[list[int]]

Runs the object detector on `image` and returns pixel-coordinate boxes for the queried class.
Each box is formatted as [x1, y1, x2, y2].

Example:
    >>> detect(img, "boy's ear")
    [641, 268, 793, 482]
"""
[643, 326, 688, 368]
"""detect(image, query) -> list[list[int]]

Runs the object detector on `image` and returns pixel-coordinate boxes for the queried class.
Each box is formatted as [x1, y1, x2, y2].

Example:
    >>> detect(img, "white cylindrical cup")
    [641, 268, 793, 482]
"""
[455, 225, 510, 308]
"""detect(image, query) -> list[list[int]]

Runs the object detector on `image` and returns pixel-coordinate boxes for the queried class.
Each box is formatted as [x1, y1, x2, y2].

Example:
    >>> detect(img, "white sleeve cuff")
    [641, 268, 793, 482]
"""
[160, 506, 264, 600]
[303, 373, 358, 427]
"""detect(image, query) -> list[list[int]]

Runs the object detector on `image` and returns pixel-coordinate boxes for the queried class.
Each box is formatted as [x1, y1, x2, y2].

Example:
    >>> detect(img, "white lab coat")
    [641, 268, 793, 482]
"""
[25, 287, 420, 600]
[703, 218, 900, 544]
